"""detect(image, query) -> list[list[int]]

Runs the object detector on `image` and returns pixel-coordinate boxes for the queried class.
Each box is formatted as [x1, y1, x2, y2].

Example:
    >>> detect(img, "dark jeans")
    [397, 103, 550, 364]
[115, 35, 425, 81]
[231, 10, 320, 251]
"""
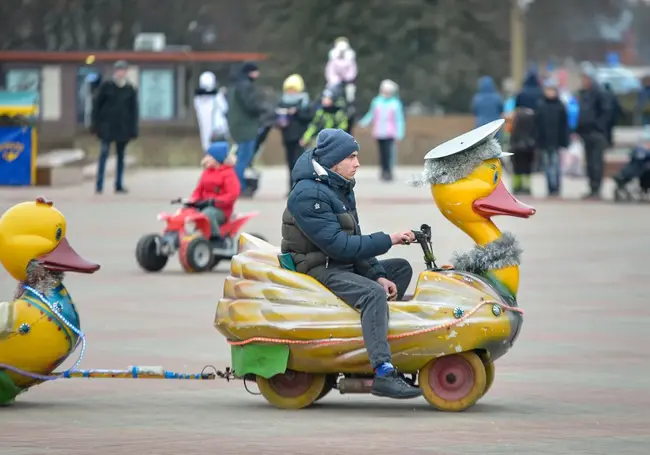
[581, 131, 608, 194]
[234, 140, 256, 190]
[318, 258, 413, 369]
[96, 140, 127, 192]
[377, 139, 394, 177]
[542, 148, 561, 194]
[284, 141, 303, 189]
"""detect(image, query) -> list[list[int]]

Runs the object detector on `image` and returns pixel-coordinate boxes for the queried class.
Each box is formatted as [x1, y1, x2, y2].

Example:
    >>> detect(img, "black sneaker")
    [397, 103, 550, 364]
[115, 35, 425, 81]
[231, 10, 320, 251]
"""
[115, 187, 129, 194]
[371, 369, 422, 399]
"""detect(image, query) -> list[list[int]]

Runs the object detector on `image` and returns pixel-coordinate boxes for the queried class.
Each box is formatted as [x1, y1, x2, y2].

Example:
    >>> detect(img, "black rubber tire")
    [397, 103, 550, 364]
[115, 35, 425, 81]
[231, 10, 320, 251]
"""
[208, 256, 223, 270]
[135, 234, 168, 272]
[183, 237, 213, 273]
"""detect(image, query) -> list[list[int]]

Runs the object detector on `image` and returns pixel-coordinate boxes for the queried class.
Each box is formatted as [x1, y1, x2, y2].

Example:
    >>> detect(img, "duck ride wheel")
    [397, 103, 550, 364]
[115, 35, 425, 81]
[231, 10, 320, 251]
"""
[419, 351, 487, 412]
[256, 370, 327, 409]
[478, 351, 495, 397]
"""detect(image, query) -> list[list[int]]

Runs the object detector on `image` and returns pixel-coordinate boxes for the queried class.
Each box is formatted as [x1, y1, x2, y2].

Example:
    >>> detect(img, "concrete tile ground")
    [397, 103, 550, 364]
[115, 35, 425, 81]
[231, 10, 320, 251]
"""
[0, 166, 648, 454]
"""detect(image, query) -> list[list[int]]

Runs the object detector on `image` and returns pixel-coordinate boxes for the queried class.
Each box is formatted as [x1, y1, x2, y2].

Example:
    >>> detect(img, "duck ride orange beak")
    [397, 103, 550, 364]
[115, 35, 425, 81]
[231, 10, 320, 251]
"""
[37, 238, 100, 273]
[473, 181, 536, 219]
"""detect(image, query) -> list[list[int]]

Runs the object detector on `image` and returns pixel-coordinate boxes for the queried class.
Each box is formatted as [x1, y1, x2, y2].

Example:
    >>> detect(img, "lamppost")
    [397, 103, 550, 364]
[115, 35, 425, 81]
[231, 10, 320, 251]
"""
[510, 0, 534, 90]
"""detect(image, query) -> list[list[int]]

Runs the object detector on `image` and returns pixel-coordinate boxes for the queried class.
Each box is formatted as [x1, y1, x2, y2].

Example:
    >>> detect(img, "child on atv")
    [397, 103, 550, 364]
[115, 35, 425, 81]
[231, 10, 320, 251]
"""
[299, 88, 348, 148]
[189, 137, 241, 238]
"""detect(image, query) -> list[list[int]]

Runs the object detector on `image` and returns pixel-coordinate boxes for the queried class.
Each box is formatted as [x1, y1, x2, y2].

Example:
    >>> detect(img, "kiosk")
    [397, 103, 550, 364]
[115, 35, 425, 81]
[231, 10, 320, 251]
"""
[0, 92, 39, 186]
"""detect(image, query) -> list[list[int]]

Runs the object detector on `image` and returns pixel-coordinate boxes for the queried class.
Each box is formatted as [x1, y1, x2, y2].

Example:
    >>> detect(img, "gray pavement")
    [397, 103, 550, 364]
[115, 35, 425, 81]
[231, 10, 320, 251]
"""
[0, 166, 649, 454]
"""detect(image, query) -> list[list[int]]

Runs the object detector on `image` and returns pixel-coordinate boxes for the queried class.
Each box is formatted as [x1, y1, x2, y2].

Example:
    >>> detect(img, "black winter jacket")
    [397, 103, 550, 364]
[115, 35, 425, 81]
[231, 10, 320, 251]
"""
[281, 150, 391, 281]
[92, 81, 138, 142]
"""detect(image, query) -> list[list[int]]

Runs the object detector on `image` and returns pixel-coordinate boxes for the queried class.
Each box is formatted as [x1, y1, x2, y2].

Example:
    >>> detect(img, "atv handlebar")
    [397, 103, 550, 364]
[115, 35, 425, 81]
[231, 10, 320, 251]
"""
[170, 198, 211, 210]
[406, 224, 438, 270]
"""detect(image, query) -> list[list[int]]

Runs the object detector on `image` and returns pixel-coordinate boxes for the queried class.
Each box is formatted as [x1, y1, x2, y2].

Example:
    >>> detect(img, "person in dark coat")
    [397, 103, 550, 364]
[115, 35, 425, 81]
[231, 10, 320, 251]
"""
[471, 76, 504, 128]
[510, 107, 537, 195]
[276, 74, 313, 192]
[602, 82, 621, 147]
[536, 79, 570, 197]
[227, 61, 263, 191]
[576, 73, 611, 199]
[91, 60, 138, 194]
[280, 128, 422, 400]
[515, 70, 544, 111]
[513, 70, 544, 178]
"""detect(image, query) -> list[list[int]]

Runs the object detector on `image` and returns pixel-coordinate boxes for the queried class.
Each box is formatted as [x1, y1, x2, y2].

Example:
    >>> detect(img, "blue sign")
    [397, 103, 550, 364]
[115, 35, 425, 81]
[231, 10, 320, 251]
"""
[0, 127, 34, 186]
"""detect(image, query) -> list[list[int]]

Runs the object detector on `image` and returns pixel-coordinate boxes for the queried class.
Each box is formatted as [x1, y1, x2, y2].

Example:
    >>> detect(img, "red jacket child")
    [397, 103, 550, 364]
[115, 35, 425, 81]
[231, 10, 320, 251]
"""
[189, 141, 241, 220]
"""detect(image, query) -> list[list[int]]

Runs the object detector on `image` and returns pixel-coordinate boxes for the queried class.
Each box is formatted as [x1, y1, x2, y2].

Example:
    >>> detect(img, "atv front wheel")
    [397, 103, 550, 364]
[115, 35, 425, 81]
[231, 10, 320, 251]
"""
[135, 234, 168, 272]
[179, 236, 213, 273]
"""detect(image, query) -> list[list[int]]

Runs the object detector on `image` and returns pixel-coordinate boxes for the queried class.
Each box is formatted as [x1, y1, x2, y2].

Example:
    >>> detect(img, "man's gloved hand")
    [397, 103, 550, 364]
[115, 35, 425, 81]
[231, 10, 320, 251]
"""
[377, 277, 397, 301]
[389, 231, 415, 245]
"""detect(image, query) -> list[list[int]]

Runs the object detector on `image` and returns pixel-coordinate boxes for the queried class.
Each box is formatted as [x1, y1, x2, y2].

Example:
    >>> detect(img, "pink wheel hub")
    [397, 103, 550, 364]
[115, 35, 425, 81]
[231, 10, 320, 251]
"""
[429, 355, 475, 401]
[268, 371, 313, 397]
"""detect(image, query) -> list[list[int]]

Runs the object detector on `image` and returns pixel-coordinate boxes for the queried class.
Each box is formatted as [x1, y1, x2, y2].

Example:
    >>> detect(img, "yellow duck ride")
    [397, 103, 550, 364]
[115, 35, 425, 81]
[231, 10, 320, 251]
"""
[215, 119, 536, 411]
[0, 198, 222, 407]
[0, 197, 100, 405]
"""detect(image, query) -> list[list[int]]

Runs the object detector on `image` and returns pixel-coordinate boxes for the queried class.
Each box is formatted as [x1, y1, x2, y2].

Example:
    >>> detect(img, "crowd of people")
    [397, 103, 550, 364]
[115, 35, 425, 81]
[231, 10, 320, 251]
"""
[471, 68, 650, 201]
[192, 37, 406, 196]
[88, 48, 649, 203]
[473, 69, 610, 199]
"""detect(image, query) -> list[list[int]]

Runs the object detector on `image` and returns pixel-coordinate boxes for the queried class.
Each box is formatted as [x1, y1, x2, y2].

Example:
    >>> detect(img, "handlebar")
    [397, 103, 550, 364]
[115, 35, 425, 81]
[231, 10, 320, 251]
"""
[406, 224, 438, 271]
[170, 198, 211, 210]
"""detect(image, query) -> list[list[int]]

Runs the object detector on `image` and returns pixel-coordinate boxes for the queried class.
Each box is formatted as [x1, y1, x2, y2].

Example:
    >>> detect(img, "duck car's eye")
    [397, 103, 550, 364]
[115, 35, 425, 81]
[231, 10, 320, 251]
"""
[55, 227, 62, 241]
[493, 171, 499, 184]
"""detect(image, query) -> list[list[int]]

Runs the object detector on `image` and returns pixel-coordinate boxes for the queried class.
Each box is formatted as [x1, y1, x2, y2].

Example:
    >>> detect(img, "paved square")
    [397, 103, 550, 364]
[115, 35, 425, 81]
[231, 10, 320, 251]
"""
[1, 167, 648, 454]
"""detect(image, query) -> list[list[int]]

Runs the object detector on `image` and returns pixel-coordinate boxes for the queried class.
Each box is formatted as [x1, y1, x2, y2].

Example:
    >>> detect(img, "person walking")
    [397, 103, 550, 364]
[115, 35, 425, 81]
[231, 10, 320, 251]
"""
[325, 37, 358, 134]
[536, 79, 570, 197]
[193, 71, 229, 152]
[91, 60, 138, 194]
[575, 72, 611, 200]
[471, 76, 503, 128]
[276, 74, 313, 193]
[227, 61, 263, 192]
[358, 79, 405, 182]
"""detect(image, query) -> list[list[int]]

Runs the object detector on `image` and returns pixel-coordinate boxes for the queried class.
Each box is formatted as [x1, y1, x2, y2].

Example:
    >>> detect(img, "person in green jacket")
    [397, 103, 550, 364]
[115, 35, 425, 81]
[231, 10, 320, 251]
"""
[299, 88, 348, 147]
[227, 61, 263, 191]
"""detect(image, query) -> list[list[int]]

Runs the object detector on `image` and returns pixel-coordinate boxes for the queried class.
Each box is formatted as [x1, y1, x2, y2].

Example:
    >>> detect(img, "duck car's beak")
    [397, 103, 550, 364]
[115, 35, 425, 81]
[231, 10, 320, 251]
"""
[37, 238, 101, 273]
[473, 181, 536, 219]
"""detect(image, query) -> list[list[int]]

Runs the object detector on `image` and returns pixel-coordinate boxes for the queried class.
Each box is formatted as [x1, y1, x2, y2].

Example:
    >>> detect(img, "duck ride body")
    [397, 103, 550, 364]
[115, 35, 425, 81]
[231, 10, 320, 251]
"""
[214, 119, 535, 411]
[0, 197, 100, 405]
[0, 198, 224, 407]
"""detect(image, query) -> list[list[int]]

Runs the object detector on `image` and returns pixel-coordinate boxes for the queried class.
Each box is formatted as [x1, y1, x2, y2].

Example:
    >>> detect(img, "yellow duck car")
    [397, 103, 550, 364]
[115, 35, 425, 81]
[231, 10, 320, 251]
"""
[215, 119, 536, 411]
[0, 197, 99, 405]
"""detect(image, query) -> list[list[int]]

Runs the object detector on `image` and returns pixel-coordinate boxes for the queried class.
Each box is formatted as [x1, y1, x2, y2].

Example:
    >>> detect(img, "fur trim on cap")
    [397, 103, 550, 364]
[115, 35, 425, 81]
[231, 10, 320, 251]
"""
[409, 138, 503, 187]
[450, 232, 522, 275]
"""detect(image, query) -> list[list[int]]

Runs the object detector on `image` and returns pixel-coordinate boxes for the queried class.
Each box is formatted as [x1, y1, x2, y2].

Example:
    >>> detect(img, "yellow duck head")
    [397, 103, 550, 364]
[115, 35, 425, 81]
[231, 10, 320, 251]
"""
[411, 120, 535, 298]
[0, 197, 100, 282]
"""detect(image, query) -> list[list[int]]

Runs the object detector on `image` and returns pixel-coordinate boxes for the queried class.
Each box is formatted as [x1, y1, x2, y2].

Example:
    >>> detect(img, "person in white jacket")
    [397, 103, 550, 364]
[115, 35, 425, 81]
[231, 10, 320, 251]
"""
[194, 71, 229, 152]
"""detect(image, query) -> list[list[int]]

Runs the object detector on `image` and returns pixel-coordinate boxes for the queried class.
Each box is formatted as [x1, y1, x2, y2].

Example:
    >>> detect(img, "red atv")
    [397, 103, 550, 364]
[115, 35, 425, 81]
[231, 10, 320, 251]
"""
[136, 198, 266, 273]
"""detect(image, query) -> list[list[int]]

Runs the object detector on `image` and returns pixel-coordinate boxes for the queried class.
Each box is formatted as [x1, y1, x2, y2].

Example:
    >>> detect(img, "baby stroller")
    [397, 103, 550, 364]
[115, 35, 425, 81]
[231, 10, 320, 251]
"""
[613, 150, 650, 203]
